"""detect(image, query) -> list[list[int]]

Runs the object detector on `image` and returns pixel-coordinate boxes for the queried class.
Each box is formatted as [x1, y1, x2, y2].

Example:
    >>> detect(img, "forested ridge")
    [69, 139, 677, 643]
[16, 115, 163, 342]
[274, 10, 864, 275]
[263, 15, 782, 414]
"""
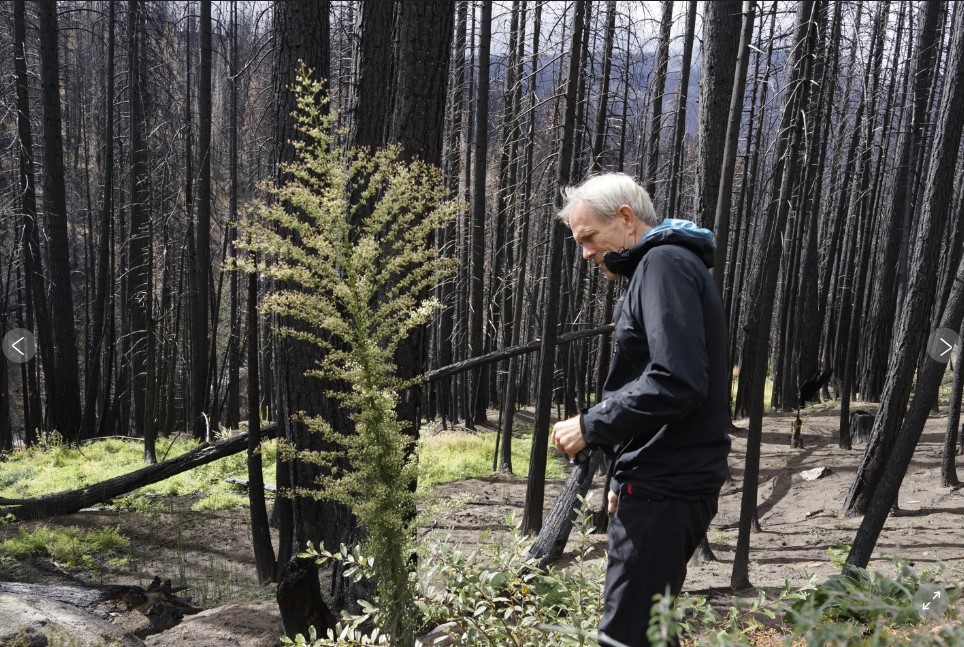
[2, 0, 964, 642]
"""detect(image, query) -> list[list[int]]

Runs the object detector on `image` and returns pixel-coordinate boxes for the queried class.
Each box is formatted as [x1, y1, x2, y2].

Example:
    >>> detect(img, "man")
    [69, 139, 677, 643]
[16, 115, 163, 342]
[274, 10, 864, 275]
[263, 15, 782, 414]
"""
[550, 173, 730, 647]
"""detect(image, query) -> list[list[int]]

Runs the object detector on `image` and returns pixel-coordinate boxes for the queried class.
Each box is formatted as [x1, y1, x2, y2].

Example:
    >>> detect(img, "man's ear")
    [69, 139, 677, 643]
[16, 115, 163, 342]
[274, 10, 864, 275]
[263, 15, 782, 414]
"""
[616, 204, 636, 229]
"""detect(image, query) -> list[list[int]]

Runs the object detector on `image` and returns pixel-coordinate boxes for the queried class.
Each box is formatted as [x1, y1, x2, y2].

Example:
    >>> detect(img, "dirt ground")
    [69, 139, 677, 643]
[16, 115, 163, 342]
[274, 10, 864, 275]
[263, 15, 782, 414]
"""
[3, 403, 964, 645]
[429, 404, 964, 601]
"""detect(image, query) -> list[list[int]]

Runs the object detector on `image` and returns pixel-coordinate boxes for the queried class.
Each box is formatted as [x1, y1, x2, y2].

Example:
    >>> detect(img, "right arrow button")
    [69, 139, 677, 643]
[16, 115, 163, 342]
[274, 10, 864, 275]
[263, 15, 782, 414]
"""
[928, 328, 961, 364]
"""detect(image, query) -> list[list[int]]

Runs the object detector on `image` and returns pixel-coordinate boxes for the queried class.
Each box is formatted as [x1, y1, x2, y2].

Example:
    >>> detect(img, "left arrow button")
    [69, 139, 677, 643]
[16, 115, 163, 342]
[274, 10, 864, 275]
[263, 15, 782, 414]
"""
[3, 329, 37, 364]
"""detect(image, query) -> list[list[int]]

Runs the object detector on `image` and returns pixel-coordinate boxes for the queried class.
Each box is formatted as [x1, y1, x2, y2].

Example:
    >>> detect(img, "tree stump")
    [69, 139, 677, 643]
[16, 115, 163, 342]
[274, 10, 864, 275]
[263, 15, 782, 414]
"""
[276, 556, 335, 640]
[528, 449, 602, 569]
[851, 411, 874, 444]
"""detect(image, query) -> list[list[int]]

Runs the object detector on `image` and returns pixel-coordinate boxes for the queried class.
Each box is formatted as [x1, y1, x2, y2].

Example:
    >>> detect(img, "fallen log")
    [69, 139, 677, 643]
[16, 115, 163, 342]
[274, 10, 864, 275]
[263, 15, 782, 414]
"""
[226, 476, 277, 492]
[424, 324, 613, 382]
[528, 449, 603, 569]
[0, 577, 200, 638]
[0, 581, 137, 609]
[0, 424, 277, 521]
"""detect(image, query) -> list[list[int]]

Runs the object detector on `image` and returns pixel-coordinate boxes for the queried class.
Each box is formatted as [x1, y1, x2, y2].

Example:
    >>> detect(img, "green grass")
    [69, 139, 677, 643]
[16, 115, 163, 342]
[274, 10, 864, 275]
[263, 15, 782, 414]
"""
[0, 426, 565, 510]
[417, 428, 567, 491]
[0, 435, 277, 513]
[0, 525, 131, 570]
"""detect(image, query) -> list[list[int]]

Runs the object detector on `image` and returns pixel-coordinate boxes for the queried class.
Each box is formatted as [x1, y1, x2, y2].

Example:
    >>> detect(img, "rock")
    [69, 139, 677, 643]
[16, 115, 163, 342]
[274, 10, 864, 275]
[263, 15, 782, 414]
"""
[799, 467, 832, 481]
[0, 593, 144, 647]
[144, 602, 283, 647]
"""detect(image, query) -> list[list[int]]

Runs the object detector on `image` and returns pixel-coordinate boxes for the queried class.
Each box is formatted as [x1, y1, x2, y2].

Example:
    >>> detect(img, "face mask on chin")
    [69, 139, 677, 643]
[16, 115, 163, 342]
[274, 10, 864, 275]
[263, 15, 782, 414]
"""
[602, 249, 634, 277]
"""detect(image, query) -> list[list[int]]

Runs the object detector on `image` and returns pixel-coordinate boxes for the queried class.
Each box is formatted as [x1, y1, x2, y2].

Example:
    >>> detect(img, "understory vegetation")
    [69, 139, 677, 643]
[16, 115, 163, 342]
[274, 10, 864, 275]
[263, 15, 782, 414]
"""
[0, 425, 565, 515]
[0, 434, 278, 513]
[287, 500, 964, 647]
[418, 427, 568, 490]
[0, 524, 131, 572]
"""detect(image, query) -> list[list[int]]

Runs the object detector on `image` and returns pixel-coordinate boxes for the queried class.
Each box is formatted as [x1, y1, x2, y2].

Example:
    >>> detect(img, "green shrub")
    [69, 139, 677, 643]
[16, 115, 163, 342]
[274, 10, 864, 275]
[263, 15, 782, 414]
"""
[826, 540, 850, 570]
[785, 562, 953, 629]
[283, 522, 963, 646]
[290, 496, 606, 646]
[241, 66, 456, 647]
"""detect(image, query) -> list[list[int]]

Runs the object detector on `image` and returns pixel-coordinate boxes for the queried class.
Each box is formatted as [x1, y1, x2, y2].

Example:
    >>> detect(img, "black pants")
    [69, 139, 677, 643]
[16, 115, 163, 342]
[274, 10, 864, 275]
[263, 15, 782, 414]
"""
[598, 488, 719, 647]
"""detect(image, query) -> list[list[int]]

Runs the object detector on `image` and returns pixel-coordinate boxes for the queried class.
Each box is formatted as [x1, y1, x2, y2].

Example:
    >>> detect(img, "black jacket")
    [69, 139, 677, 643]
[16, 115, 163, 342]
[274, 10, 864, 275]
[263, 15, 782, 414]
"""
[580, 221, 731, 500]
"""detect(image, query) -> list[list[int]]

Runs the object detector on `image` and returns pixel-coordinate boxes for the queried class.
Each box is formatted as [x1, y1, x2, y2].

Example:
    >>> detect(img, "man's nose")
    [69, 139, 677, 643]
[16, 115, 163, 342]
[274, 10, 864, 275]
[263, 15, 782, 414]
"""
[582, 246, 594, 261]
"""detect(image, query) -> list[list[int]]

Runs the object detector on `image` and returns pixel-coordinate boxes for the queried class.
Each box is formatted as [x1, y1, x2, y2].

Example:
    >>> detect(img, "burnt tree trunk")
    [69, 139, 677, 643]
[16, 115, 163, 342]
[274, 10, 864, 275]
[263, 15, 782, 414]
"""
[276, 557, 335, 639]
[271, 0, 335, 563]
[494, 1, 527, 474]
[522, 0, 587, 536]
[13, 0, 56, 443]
[388, 0, 454, 450]
[860, 0, 943, 402]
[694, 0, 741, 228]
[795, 0, 842, 403]
[732, 0, 819, 590]
[128, 0, 153, 461]
[589, 0, 616, 172]
[347, 0, 394, 151]
[82, 0, 115, 443]
[468, 2, 492, 429]
[38, 0, 84, 442]
[528, 451, 603, 568]
[666, 0, 697, 217]
[644, 0, 673, 201]
[190, 0, 213, 442]
[498, 3, 543, 473]
[844, 3, 964, 518]
[838, 3, 888, 450]
[847, 254, 964, 570]
[224, 3, 242, 430]
[712, 0, 756, 293]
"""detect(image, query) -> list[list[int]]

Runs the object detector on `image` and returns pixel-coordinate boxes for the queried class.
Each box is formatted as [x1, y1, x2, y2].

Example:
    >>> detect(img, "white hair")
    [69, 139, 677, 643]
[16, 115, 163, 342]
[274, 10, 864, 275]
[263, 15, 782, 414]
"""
[557, 173, 659, 227]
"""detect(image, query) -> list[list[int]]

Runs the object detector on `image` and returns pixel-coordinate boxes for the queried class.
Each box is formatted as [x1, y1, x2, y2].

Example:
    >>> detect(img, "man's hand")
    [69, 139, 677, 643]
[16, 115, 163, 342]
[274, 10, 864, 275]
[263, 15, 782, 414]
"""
[551, 415, 587, 459]
[608, 490, 618, 514]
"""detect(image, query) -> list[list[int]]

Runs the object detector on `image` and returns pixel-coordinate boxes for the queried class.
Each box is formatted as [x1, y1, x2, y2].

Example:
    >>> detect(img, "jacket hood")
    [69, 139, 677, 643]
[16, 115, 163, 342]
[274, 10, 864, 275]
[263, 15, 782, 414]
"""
[603, 218, 716, 277]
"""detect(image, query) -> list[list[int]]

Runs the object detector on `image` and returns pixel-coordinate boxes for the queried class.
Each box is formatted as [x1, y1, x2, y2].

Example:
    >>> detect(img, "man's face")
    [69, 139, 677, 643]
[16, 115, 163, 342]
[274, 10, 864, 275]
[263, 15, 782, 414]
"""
[568, 201, 633, 281]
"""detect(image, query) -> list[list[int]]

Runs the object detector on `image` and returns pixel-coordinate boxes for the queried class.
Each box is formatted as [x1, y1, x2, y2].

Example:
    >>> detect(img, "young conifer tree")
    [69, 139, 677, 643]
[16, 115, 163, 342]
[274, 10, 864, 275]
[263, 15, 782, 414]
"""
[239, 69, 455, 646]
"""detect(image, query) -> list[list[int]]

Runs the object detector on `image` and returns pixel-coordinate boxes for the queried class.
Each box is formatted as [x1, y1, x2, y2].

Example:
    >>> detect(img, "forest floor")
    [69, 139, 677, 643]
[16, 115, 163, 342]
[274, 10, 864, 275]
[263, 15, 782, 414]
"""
[2, 401, 963, 646]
